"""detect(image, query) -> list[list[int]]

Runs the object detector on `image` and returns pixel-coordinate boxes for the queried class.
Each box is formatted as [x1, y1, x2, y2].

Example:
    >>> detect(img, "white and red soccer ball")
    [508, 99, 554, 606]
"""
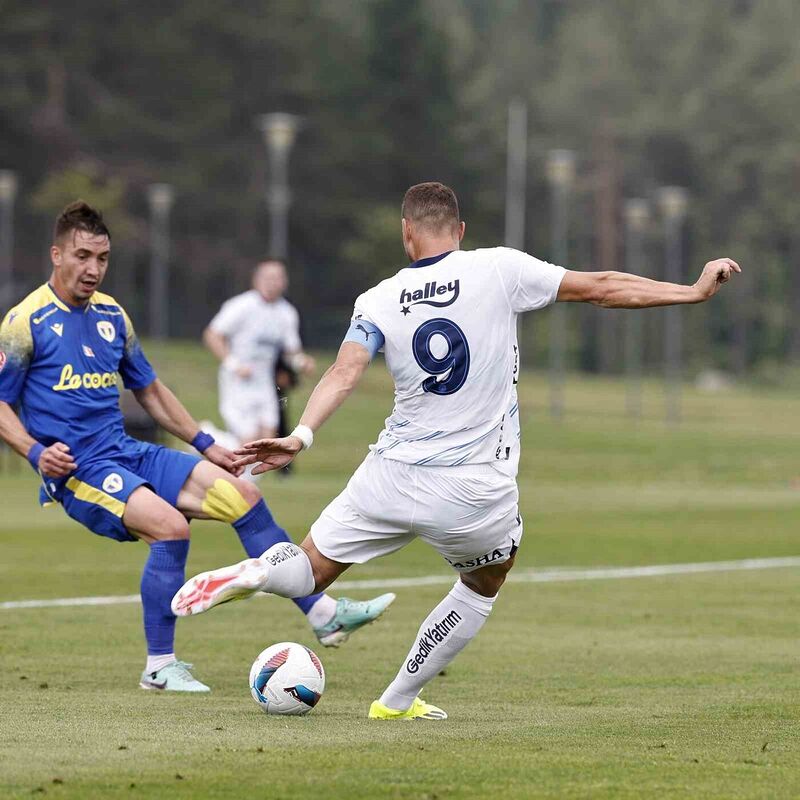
[249, 642, 325, 716]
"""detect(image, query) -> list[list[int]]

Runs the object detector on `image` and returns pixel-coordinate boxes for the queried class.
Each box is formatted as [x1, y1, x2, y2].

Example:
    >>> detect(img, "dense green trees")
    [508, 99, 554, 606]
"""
[0, 0, 797, 374]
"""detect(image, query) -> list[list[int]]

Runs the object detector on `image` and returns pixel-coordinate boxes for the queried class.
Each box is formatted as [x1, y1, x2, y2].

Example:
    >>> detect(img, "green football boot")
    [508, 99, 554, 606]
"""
[139, 660, 210, 692]
[314, 593, 396, 647]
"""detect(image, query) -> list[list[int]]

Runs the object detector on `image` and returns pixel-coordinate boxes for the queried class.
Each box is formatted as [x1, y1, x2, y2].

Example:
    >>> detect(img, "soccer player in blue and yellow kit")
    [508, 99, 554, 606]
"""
[0, 201, 394, 691]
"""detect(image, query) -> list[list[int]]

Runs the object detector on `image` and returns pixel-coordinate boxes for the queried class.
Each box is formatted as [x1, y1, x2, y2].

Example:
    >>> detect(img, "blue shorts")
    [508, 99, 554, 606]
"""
[40, 439, 202, 543]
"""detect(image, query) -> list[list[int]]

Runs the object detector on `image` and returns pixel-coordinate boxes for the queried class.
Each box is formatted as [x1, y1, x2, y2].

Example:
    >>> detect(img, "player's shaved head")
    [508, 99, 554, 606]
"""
[402, 182, 460, 234]
[253, 260, 288, 302]
[53, 200, 111, 245]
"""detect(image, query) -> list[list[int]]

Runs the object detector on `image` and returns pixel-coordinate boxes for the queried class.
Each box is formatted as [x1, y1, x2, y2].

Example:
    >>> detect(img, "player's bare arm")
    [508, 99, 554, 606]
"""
[203, 325, 253, 379]
[233, 342, 370, 474]
[558, 257, 741, 307]
[0, 400, 77, 477]
[133, 379, 241, 474]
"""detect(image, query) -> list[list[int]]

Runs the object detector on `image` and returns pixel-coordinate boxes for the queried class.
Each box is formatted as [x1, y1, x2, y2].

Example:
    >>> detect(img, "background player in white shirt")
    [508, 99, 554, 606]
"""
[203, 260, 313, 445]
[173, 182, 740, 719]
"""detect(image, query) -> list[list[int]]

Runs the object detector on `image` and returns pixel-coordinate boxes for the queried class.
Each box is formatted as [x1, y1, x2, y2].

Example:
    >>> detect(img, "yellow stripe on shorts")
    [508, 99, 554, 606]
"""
[65, 477, 125, 517]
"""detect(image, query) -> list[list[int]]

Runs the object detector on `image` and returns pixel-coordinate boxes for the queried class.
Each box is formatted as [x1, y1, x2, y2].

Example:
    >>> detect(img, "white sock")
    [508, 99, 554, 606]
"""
[306, 594, 338, 628]
[379, 580, 497, 711]
[258, 543, 316, 598]
[146, 653, 176, 674]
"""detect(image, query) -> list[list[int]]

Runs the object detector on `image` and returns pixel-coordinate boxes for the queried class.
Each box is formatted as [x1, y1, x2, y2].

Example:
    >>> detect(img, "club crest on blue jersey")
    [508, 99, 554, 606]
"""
[96, 321, 115, 342]
[399, 280, 459, 315]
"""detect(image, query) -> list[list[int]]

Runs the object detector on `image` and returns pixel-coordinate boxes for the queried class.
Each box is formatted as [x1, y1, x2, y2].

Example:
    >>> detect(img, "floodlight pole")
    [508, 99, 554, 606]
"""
[504, 98, 527, 250]
[658, 186, 688, 426]
[256, 113, 301, 261]
[623, 199, 649, 419]
[546, 149, 575, 421]
[147, 183, 174, 341]
[0, 170, 18, 311]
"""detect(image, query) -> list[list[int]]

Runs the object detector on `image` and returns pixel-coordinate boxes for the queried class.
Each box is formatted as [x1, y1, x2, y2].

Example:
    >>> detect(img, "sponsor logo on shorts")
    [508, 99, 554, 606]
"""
[96, 321, 115, 342]
[445, 548, 504, 570]
[102, 473, 124, 494]
[406, 610, 462, 674]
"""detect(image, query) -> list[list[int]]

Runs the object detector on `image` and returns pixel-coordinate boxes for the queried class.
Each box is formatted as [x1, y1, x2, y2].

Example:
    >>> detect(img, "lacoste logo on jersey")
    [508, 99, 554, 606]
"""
[51, 323, 63, 337]
[52, 364, 117, 391]
[406, 609, 462, 674]
[102, 473, 124, 494]
[399, 280, 460, 316]
[33, 307, 58, 325]
[82, 345, 95, 358]
[355, 323, 376, 341]
[96, 321, 115, 342]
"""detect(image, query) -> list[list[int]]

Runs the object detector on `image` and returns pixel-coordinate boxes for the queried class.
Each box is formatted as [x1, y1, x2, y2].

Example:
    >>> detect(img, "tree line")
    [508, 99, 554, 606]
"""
[1, 0, 798, 376]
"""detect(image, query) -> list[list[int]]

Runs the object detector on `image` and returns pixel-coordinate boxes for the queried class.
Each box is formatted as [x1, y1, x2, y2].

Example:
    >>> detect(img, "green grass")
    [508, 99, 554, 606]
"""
[1, 342, 799, 798]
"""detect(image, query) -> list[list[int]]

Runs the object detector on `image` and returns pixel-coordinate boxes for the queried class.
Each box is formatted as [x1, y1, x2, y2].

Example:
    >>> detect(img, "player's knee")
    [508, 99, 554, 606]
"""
[156, 510, 191, 541]
[461, 554, 516, 597]
[235, 478, 262, 508]
[201, 477, 259, 523]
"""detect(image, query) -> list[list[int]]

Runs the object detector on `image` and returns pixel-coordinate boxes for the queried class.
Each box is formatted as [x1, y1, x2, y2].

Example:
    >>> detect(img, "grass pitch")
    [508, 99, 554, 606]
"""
[1, 342, 799, 799]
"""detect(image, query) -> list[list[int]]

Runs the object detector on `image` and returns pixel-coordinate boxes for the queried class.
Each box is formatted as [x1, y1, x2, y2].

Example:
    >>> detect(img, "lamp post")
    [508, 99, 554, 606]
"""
[658, 186, 688, 425]
[0, 170, 18, 311]
[623, 198, 649, 419]
[546, 149, 576, 421]
[256, 113, 301, 261]
[147, 183, 174, 340]
[504, 98, 527, 251]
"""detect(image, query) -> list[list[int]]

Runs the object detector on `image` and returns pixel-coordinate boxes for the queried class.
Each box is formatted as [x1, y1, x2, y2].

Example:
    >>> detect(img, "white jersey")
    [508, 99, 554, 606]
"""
[209, 290, 302, 383]
[353, 248, 566, 473]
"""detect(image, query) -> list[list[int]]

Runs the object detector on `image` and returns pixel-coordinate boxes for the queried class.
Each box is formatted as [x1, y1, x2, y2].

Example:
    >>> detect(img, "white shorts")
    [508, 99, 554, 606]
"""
[309, 452, 523, 573]
[219, 376, 280, 441]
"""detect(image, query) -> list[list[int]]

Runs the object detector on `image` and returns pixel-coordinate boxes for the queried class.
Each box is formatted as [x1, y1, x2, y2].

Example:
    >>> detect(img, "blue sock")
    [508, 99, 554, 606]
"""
[233, 499, 323, 615]
[140, 539, 190, 656]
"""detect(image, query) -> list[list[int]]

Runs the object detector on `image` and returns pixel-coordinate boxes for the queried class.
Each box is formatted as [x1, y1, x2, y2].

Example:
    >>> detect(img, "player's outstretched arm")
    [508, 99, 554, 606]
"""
[557, 258, 741, 308]
[233, 342, 371, 475]
[132, 379, 241, 474]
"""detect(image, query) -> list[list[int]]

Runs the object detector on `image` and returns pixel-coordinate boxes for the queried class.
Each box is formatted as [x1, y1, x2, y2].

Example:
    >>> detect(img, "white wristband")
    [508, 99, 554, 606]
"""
[291, 424, 314, 450]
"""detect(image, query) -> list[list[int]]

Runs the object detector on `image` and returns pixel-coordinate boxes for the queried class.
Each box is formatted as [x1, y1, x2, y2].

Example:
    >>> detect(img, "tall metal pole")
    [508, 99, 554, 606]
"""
[0, 170, 18, 312]
[256, 113, 300, 261]
[147, 183, 174, 341]
[623, 199, 649, 419]
[546, 150, 576, 421]
[504, 98, 527, 250]
[658, 186, 688, 425]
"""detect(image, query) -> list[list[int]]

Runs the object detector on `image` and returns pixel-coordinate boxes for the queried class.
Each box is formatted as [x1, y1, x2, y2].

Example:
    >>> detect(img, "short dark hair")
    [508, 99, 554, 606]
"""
[53, 200, 111, 244]
[401, 182, 460, 233]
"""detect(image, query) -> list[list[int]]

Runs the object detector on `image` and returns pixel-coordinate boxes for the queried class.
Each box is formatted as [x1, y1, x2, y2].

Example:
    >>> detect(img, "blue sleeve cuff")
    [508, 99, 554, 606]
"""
[343, 319, 385, 359]
[191, 431, 215, 453]
[27, 442, 44, 470]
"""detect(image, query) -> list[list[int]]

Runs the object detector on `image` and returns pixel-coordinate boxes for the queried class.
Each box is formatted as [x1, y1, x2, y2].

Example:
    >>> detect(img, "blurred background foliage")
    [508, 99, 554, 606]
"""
[1, 0, 799, 375]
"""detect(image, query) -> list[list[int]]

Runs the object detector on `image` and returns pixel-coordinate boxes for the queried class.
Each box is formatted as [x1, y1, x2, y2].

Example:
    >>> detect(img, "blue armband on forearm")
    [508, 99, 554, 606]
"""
[191, 431, 215, 453]
[27, 442, 44, 470]
[343, 319, 385, 359]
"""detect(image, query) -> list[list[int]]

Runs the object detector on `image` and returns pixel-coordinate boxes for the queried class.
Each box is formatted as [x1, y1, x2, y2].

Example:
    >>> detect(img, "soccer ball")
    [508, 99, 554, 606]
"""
[249, 642, 326, 716]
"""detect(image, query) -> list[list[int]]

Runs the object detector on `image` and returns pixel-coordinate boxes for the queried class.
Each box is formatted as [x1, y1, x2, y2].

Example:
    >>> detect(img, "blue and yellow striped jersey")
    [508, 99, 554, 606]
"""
[0, 284, 156, 460]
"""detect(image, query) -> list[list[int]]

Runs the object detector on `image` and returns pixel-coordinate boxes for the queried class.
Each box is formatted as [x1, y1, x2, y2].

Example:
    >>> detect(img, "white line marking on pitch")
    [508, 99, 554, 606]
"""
[1, 556, 799, 611]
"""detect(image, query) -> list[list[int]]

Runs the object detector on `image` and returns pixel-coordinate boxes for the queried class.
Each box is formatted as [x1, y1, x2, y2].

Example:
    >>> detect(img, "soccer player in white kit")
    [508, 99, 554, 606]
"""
[203, 260, 313, 443]
[173, 182, 740, 719]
